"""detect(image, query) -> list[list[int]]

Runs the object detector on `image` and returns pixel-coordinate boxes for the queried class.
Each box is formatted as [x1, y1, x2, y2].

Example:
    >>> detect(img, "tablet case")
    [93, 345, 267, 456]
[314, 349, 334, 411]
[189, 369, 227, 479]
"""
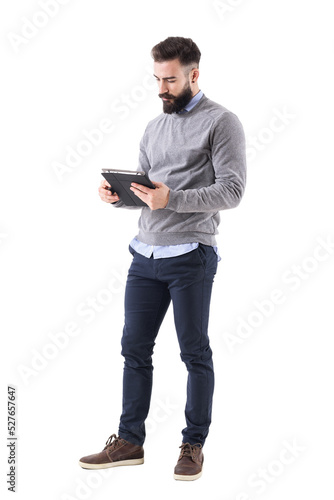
[101, 169, 155, 207]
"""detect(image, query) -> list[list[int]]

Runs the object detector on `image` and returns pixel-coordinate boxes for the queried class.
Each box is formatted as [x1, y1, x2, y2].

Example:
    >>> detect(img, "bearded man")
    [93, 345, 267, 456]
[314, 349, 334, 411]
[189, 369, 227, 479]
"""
[79, 36, 247, 481]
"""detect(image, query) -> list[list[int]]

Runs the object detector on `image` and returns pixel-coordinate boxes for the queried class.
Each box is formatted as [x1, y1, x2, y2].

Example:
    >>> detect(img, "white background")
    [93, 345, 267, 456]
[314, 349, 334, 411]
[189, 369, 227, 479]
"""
[1, 0, 334, 499]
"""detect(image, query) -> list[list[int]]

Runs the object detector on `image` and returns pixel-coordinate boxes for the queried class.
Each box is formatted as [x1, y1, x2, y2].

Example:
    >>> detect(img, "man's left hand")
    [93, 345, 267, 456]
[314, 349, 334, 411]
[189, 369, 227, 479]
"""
[130, 181, 170, 210]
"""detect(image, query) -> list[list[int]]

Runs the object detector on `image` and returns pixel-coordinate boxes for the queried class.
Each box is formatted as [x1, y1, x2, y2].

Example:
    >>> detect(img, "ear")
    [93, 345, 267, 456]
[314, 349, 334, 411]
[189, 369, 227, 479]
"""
[191, 68, 200, 83]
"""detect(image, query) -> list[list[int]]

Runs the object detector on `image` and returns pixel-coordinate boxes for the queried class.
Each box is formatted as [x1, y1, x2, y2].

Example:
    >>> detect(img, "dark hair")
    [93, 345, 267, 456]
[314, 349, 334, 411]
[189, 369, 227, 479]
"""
[151, 37, 201, 68]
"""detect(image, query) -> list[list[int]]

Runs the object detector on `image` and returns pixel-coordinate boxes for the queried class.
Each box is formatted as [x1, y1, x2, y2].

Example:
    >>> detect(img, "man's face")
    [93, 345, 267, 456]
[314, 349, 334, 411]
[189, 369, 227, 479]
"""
[154, 59, 194, 114]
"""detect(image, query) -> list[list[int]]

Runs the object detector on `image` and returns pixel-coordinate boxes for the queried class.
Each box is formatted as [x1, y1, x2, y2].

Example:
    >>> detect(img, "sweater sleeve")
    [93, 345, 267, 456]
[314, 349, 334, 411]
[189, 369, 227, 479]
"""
[165, 111, 247, 213]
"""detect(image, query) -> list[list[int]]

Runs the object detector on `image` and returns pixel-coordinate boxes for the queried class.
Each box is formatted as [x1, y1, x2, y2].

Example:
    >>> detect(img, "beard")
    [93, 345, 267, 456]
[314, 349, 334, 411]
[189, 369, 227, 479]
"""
[159, 82, 193, 114]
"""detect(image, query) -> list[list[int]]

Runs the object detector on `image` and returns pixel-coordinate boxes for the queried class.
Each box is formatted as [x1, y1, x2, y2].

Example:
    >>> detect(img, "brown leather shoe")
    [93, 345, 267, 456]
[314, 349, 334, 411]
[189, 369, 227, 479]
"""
[174, 442, 203, 481]
[78, 434, 144, 469]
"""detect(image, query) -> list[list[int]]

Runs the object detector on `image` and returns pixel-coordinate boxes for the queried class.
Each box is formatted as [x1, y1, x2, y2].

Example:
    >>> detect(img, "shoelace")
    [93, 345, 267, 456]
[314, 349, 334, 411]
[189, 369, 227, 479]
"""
[178, 442, 202, 461]
[103, 434, 122, 451]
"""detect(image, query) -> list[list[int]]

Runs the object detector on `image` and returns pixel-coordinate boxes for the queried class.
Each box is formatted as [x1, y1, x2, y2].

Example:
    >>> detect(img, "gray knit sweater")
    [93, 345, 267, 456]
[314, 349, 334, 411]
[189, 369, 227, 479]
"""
[113, 94, 246, 246]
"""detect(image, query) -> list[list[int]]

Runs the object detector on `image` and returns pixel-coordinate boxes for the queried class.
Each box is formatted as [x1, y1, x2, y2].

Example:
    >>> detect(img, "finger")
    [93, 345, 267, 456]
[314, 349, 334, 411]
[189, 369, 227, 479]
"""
[99, 187, 111, 197]
[130, 186, 145, 200]
[102, 185, 116, 196]
[130, 183, 150, 194]
[105, 196, 118, 203]
[100, 188, 112, 199]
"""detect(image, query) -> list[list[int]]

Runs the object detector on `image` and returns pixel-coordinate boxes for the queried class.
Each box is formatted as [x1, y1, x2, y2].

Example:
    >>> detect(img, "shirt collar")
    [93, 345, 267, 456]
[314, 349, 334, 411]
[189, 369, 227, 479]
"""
[178, 90, 203, 114]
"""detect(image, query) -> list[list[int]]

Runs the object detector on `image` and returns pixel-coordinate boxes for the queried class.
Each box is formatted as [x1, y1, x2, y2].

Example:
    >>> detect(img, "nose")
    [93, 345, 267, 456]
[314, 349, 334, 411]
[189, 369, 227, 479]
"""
[158, 80, 168, 94]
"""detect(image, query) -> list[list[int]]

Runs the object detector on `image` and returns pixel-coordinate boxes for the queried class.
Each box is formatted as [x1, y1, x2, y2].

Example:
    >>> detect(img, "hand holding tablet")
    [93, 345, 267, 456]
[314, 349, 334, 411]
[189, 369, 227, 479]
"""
[101, 169, 156, 207]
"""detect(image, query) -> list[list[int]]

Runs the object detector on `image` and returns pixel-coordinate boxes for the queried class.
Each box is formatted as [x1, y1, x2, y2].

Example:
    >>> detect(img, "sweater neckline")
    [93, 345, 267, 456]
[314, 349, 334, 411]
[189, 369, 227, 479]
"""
[169, 94, 208, 119]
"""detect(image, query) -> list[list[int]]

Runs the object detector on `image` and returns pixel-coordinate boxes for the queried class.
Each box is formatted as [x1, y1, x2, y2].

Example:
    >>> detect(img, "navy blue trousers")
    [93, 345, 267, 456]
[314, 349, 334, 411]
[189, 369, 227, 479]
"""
[118, 244, 218, 447]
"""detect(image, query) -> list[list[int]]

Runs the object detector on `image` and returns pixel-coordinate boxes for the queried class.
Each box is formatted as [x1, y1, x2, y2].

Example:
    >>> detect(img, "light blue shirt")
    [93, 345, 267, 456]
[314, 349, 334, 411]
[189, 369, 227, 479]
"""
[178, 89, 203, 114]
[130, 90, 221, 261]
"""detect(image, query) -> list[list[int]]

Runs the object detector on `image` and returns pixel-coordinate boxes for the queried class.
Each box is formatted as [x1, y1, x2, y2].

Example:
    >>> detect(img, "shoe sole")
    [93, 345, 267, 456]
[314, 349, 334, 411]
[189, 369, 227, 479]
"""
[174, 470, 202, 481]
[78, 458, 144, 469]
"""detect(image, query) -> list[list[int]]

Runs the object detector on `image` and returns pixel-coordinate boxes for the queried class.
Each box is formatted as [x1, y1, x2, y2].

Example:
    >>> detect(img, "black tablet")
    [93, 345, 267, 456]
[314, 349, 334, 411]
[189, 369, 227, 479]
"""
[101, 169, 155, 207]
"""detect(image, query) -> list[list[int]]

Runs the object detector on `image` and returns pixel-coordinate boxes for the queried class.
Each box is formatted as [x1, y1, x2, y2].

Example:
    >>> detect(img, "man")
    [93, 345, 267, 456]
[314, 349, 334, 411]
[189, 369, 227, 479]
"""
[79, 36, 246, 481]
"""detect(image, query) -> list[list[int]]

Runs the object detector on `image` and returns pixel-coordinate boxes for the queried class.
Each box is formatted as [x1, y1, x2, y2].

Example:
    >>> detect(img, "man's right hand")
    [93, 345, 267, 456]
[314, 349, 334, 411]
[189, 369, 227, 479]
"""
[98, 179, 120, 204]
